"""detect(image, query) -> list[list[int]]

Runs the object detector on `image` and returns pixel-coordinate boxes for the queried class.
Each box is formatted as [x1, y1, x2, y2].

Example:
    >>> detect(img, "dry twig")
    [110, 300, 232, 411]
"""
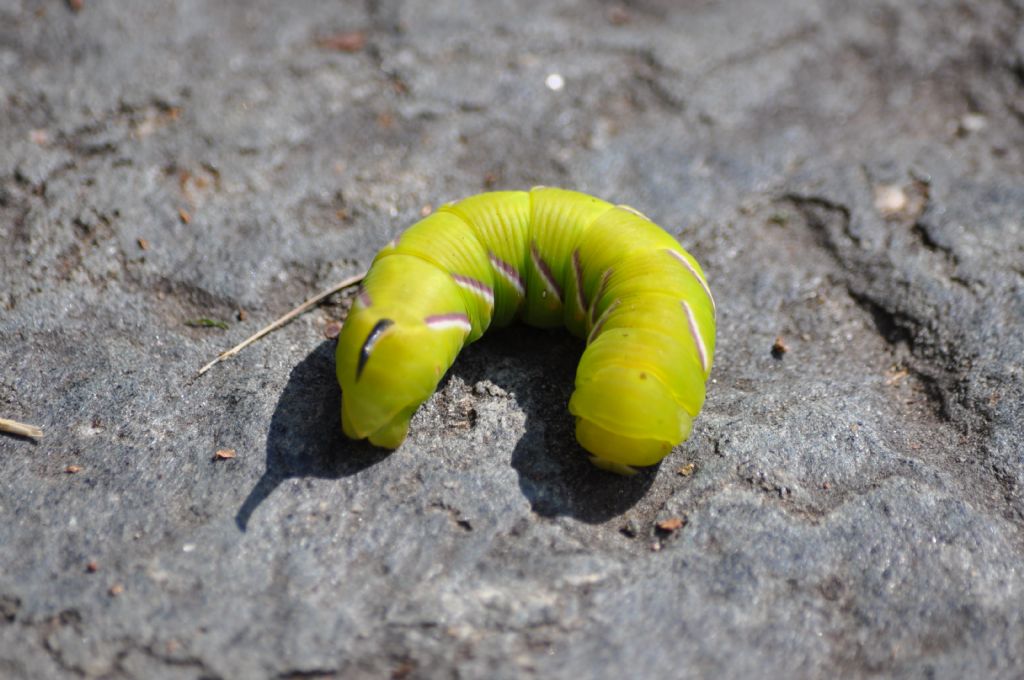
[0, 418, 44, 439]
[197, 272, 365, 375]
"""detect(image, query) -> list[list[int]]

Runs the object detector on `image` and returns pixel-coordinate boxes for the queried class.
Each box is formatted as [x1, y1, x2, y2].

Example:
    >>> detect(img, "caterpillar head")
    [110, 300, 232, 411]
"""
[336, 310, 464, 449]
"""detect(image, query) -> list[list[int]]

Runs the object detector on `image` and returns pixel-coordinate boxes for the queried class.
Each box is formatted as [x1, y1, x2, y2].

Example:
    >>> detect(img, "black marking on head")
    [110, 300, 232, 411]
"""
[357, 318, 394, 380]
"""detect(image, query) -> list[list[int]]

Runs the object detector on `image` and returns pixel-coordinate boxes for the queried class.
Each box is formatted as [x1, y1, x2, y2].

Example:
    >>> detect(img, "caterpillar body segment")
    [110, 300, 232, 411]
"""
[334, 188, 716, 473]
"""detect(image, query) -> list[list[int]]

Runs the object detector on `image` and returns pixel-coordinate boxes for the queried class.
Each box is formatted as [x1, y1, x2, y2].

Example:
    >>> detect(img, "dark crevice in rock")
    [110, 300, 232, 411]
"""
[430, 500, 474, 532]
[627, 49, 688, 111]
[111, 640, 219, 679]
[783, 191, 967, 420]
[277, 669, 341, 679]
[0, 594, 20, 624]
[777, 190, 1024, 541]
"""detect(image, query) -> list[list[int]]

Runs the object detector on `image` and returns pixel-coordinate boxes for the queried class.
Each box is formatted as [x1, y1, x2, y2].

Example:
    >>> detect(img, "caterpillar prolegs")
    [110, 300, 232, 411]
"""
[335, 188, 716, 475]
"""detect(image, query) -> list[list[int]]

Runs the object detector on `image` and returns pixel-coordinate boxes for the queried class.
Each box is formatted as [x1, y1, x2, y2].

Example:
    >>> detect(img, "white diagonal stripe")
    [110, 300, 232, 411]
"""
[681, 300, 709, 374]
[666, 249, 716, 316]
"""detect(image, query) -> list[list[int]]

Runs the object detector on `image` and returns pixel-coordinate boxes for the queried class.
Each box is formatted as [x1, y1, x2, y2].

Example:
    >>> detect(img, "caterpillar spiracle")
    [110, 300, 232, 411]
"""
[335, 188, 716, 475]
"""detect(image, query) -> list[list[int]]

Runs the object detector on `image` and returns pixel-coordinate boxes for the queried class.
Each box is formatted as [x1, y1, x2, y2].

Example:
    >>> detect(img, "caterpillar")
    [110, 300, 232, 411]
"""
[335, 188, 715, 475]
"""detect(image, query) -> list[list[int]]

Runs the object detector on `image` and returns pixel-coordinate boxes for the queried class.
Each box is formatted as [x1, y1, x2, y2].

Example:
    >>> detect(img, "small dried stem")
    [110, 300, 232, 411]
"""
[197, 272, 365, 376]
[0, 418, 44, 439]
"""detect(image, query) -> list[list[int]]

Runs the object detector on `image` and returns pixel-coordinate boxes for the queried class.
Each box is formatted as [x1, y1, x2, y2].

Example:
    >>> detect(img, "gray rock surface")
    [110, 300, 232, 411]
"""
[2, 0, 1023, 677]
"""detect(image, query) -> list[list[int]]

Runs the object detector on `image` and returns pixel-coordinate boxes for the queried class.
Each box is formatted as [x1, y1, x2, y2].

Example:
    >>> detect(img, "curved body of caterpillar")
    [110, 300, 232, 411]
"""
[335, 188, 715, 475]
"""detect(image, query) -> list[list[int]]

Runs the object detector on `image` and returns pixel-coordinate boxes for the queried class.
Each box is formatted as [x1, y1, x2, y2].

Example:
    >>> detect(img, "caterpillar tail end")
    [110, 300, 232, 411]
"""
[569, 365, 694, 475]
[575, 416, 678, 475]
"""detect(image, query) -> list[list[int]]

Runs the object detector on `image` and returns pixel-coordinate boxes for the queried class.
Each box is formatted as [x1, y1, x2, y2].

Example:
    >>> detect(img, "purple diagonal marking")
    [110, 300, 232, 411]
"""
[572, 248, 587, 313]
[530, 242, 563, 302]
[587, 298, 620, 345]
[488, 252, 525, 297]
[589, 268, 613, 325]
[451, 273, 495, 307]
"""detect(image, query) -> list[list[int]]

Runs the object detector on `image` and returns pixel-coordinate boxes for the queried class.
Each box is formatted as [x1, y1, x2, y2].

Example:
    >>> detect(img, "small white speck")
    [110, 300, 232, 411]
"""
[545, 73, 564, 91]
[959, 113, 986, 134]
[182, 544, 196, 553]
[874, 184, 907, 216]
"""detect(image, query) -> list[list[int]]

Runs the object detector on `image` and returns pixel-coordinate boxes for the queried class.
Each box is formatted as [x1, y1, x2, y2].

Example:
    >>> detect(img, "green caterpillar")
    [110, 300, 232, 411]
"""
[335, 188, 715, 475]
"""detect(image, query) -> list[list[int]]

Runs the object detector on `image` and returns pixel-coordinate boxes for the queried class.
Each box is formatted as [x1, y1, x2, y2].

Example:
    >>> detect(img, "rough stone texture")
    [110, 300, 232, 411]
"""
[1, 0, 1023, 677]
